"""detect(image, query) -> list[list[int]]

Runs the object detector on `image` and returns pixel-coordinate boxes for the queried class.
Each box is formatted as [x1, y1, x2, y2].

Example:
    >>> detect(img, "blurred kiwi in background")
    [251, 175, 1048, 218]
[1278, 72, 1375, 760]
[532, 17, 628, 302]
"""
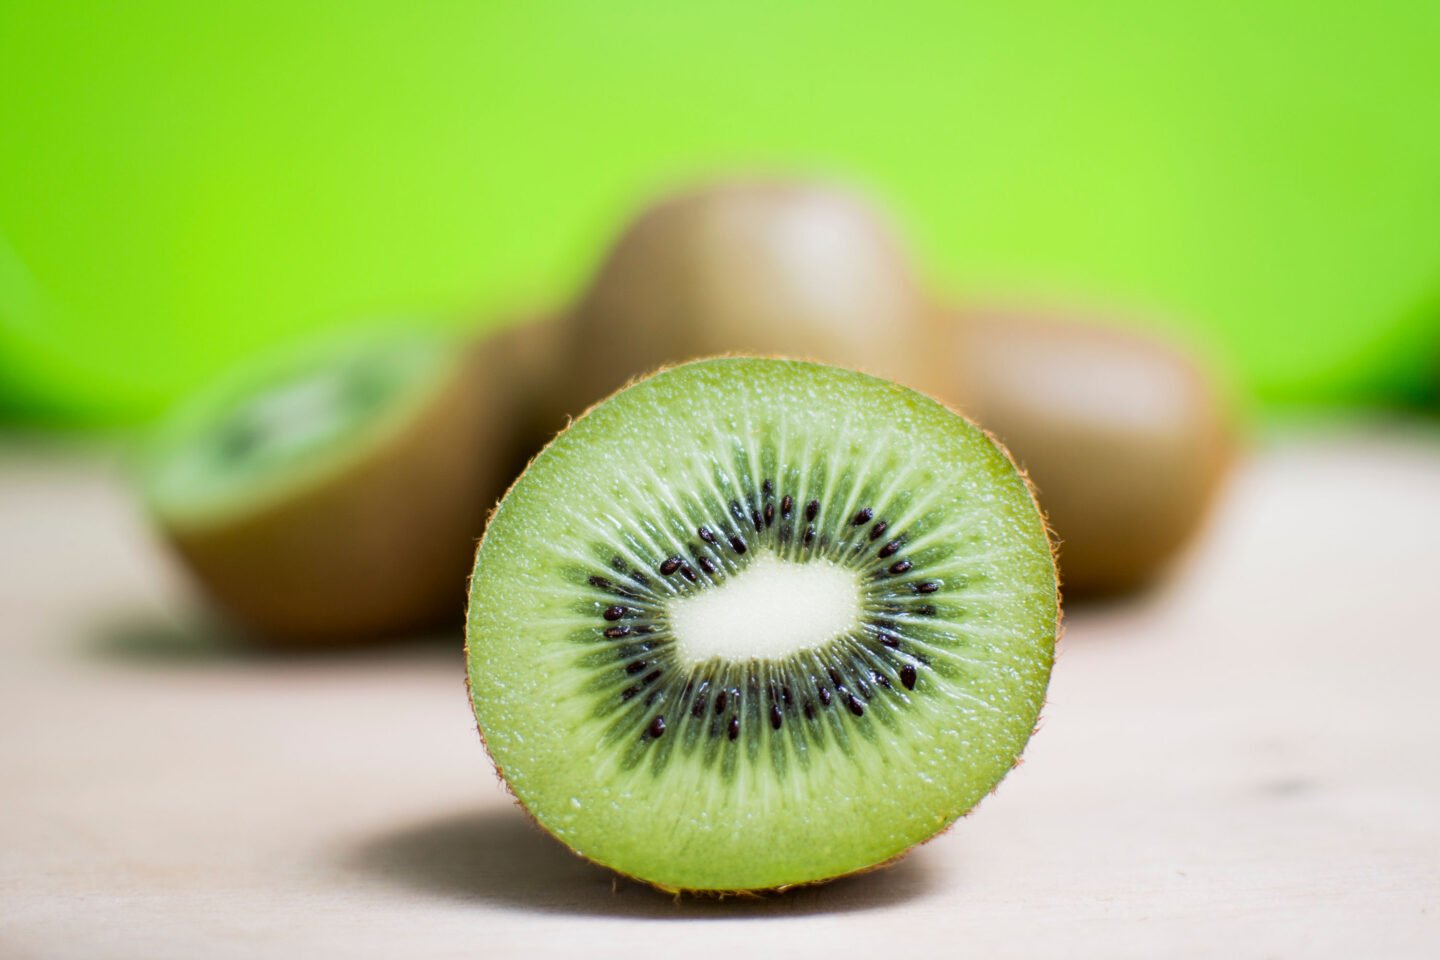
[141, 319, 558, 645]
[939, 308, 1234, 597]
[560, 178, 944, 416]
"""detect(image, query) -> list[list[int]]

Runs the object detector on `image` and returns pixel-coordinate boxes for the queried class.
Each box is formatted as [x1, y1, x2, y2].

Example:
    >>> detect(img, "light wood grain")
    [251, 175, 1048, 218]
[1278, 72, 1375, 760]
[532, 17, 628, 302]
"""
[1, 423, 1437, 959]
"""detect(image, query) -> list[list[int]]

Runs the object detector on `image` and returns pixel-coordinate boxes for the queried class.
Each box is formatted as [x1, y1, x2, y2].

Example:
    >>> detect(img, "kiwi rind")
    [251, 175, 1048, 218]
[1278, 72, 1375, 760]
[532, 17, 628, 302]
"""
[952, 308, 1233, 596]
[558, 177, 947, 422]
[466, 357, 1059, 893]
[146, 325, 524, 645]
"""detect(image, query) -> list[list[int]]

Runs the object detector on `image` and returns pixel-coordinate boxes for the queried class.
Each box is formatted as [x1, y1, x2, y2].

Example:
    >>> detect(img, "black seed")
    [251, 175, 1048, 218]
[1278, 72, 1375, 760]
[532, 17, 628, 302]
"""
[852, 507, 874, 526]
[728, 716, 740, 740]
[916, 604, 938, 617]
[762, 479, 774, 496]
[640, 669, 662, 687]
[803, 525, 816, 547]
[604, 625, 632, 639]
[873, 671, 891, 688]
[611, 556, 626, 572]
[621, 685, 640, 701]
[880, 634, 900, 648]
[698, 556, 717, 575]
[629, 569, 650, 587]
[818, 686, 832, 706]
[827, 667, 844, 688]
[751, 509, 763, 532]
[730, 500, 746, 524]
[889, 559, 913, 575]
[879, 539, 902, 558]
[625, 660, 647, 675]
[781, 495, 794, 518]
[781, 685, 793, 705]
[805, 499, 820, 521]
[715, 690, 728, 714]
[659, 556, 682, 576]
[729, 535, 748, 554]
[869, 520, 888, 541]
[916, 580, 940, 594]
[603, 605, 625, 621]
[769, 704, 783, 729]
[680, 565, 698, 583]
[764, 503, 775, 526]
[846, 694, 865, 717]
[588, 575, 613, 591]
[900, 664, 918, 689]
[692, 694, 707, 718]
[803, 700, 816, 720]
[631, 624, 654, 634]
[648, 716, 666, 738]
[698, 526, 717, 544]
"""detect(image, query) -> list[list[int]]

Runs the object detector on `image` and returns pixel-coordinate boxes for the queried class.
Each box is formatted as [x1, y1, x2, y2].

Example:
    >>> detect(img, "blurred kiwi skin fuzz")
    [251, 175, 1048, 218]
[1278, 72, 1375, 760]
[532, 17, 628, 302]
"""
[163, 323, 556, 646]
[559, 177, 947, 417]
[948, 308, 1234, 597]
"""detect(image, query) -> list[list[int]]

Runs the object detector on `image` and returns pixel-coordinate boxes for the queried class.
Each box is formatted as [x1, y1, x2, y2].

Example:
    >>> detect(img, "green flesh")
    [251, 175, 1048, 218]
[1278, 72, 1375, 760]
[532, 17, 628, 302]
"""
[466, 358, 1057, 891]
[145, 326, 456, 527]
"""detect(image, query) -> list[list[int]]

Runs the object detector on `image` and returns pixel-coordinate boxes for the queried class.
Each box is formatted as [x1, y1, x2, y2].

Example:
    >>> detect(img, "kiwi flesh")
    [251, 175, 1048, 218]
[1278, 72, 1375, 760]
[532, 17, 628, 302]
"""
[466, 357, 1058, 892]
[560, 178, 942, 419]
[145, 325, 517, 644]
[952, 308, 1233, 597]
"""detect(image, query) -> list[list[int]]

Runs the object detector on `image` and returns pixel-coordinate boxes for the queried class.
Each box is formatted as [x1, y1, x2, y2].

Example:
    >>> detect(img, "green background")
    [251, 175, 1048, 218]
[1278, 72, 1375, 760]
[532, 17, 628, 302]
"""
[3, 1, 1439, 425]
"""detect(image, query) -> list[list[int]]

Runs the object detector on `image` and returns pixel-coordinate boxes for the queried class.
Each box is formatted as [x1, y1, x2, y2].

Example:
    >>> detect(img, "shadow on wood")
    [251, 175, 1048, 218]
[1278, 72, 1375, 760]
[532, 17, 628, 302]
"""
[345, 805, 939, 917]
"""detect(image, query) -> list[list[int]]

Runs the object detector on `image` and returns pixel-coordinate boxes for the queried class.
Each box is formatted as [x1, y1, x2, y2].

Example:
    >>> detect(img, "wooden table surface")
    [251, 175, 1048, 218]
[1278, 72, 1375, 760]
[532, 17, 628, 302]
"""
[2, 422, 1438, 959]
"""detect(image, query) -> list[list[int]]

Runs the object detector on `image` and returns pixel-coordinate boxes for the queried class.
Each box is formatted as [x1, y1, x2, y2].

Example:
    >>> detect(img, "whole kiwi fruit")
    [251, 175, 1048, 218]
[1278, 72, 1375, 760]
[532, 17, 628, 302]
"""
[143, 322, 550, 644]
[950, 308, 1233, 596]
[561, 178, 941, 416]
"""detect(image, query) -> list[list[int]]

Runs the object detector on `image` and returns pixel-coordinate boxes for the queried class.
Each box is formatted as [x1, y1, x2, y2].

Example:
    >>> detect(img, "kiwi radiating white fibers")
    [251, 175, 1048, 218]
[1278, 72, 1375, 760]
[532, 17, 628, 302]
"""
[465, 358, 1058, 892]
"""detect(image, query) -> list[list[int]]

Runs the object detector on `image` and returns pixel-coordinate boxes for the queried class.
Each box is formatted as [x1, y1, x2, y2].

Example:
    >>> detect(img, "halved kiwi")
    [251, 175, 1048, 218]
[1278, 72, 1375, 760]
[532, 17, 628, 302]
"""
[144, 324, 515, 644]
[560, 178, 942, 418]
[466, 358, 1058, 893]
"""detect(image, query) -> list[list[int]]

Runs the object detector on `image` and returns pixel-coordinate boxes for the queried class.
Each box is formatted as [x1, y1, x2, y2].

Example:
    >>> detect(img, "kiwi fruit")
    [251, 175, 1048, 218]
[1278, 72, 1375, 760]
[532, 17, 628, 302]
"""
[952, 309, 1233, 597]
[144, 324, 521, 644]
[561, 178, 940, 417]
[466, 357, 1058, 893]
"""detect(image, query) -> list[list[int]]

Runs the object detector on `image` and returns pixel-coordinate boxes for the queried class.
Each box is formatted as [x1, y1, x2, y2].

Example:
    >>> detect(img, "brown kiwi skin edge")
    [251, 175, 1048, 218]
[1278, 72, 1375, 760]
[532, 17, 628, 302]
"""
[464, 355, 1062, 896]
[165, 321, 557, 647]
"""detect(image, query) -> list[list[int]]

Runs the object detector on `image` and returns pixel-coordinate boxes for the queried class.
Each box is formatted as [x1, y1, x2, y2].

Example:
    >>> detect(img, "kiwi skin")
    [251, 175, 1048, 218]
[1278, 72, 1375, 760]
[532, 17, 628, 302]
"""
[163, 326, 545, 646]
[559, 177, 944, 419]
[948, 308, 1233, 597]
[467, 356, 1061, 896]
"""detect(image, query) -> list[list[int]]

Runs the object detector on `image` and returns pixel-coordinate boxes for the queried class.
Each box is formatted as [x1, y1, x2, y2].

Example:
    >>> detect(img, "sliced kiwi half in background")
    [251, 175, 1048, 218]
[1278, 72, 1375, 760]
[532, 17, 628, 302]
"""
[559, 178, 942, 419]
[144, 324, 522, 645]
[949, 308, 1234, 597]
[466, 357, 1058, 893]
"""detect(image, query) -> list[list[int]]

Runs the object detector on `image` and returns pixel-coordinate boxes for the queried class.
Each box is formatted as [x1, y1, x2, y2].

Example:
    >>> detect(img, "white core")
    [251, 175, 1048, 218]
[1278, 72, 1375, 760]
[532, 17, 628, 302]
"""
[668, 553, 860, 666]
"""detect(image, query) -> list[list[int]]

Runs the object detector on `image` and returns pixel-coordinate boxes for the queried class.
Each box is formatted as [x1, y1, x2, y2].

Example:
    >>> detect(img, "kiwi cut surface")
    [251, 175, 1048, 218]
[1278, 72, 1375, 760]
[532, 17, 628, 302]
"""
[146, 325, 511, 644]
[466, 358, 1058, 892]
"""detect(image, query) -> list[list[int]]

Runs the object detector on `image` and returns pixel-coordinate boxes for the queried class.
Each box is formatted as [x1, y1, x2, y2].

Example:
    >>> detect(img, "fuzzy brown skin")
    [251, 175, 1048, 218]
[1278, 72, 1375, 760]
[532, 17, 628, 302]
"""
[556, 177, 949, 423]
[463, 356, 1062, 896]
[941, 307, 1234, 598]
[165, 330, 537, 646]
